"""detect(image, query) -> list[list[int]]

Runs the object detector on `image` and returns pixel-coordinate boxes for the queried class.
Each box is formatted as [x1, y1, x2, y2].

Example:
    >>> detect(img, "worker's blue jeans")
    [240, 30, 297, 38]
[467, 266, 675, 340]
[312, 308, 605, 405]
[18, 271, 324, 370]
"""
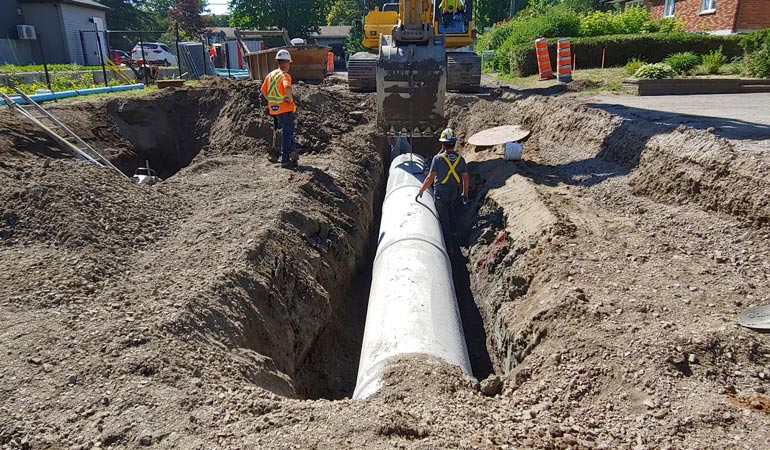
[276, 112, 295, 163]
[434, 190, 459, 248]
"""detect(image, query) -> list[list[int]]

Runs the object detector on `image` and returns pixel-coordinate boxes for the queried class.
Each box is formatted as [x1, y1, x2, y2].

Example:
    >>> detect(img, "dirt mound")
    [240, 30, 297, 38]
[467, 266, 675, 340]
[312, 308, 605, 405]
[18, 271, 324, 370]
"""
[0, 82, 387, 447]
[443, 89, 770, 449]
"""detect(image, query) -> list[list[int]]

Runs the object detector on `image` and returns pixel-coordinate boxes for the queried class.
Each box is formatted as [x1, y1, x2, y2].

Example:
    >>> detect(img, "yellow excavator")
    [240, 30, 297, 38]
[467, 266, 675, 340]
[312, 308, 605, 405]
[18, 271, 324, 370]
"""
[348, 0, 481, 134]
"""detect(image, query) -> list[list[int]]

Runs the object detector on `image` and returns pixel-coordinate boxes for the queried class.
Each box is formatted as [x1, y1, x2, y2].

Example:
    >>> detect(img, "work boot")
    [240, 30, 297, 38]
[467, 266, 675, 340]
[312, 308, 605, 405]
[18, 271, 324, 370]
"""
[280, 159, 298, 169]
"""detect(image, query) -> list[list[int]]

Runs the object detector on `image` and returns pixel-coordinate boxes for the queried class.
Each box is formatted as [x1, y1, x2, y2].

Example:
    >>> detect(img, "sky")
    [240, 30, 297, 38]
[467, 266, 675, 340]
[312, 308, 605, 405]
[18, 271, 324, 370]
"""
[205, 1, 230, 15]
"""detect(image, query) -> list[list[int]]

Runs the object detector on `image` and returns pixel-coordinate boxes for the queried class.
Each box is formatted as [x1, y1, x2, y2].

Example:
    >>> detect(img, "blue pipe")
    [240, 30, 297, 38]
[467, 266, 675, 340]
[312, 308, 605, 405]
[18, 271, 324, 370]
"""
[0, 83, 145, 106]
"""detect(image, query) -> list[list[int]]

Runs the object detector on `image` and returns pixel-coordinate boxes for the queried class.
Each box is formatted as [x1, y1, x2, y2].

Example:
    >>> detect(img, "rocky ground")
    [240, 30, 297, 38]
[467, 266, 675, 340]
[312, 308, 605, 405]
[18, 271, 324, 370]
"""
[0, 76, 768, 449]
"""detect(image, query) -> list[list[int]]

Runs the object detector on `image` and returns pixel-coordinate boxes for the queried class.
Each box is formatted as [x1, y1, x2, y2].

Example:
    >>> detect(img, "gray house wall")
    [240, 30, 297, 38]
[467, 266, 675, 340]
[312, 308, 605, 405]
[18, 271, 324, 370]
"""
[1, 1, 26, 38]
[61, 4, 107, 65]
[20, 3, 67, 63]
[0, 0, 35, 65]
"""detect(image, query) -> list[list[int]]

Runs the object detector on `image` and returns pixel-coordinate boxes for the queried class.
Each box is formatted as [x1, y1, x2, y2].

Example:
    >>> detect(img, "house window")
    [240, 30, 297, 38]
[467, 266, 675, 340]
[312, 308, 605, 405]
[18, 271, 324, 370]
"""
[700, 0, 716, 13]
[626, 0, 644, 7]
[664, 0, 675, 17]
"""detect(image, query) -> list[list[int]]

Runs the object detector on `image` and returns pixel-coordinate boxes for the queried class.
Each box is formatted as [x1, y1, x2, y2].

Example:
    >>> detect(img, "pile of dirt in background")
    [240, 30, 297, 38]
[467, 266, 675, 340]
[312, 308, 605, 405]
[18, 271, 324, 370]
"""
[1, 78, 769, 449]
[444, 89, 770, 449]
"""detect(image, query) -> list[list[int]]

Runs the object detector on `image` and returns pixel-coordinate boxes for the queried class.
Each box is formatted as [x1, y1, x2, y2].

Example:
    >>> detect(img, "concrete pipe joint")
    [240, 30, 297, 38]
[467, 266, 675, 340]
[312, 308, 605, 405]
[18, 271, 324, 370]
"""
[353, 153, 472, 399]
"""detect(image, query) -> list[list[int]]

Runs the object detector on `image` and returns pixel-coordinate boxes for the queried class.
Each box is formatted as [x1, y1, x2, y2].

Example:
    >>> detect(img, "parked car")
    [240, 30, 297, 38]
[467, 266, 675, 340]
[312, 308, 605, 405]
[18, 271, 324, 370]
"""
[130, 42, 178, 66]
[110, 49, 130, 65]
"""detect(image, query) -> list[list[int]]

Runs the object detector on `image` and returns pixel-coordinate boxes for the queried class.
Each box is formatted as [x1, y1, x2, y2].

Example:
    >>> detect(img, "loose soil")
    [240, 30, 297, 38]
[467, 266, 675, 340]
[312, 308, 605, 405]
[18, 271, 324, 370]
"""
[1, 76, 768, 449]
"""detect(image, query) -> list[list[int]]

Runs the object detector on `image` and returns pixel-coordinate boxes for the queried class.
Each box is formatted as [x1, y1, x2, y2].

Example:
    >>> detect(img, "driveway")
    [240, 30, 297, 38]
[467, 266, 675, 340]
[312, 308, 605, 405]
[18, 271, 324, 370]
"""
[583, 93, 770, 143]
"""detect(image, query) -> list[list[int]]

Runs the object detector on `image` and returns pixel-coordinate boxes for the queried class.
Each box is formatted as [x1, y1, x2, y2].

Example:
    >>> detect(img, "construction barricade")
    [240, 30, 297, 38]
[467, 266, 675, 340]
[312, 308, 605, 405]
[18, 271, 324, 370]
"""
[534, 38, 554, 81]
[557, 38, 572, 84]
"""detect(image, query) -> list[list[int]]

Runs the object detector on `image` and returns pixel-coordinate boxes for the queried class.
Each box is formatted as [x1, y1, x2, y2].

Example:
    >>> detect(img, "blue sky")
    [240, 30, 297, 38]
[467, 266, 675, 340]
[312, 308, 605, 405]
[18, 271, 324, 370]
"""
[205, 1, 230, 15]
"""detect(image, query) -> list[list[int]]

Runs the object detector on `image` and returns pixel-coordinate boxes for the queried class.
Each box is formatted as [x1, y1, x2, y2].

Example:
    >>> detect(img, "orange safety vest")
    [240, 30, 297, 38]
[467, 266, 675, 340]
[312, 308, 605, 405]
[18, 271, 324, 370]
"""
[260, 68, 296, 115]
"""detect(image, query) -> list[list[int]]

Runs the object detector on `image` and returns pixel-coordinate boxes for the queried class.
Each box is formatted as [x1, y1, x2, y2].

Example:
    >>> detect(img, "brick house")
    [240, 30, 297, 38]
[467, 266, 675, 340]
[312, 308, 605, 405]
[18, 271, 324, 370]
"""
[607, 0, 770, 34]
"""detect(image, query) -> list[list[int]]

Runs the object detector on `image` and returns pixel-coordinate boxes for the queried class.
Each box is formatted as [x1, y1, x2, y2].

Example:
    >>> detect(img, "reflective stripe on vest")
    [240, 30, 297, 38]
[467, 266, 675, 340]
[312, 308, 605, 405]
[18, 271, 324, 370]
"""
[266, 70, 287, 103]
[440, 154, 461, 184]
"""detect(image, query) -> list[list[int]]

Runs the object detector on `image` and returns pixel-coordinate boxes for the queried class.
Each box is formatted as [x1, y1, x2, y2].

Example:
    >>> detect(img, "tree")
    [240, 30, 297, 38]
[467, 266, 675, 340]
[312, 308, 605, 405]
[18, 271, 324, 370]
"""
[474, 0, 510, 30]
[327, 0, 365, 26]
[203, 14, 232, 27]
[230, 0, 326, 37]
[101, 0, 157, 49]
[169, 0, 205, 36]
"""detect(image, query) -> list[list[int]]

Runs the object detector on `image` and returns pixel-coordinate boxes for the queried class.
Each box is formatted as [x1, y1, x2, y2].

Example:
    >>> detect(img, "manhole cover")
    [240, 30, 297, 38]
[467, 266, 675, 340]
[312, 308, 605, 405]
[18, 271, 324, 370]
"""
[467, 125, 531, 146]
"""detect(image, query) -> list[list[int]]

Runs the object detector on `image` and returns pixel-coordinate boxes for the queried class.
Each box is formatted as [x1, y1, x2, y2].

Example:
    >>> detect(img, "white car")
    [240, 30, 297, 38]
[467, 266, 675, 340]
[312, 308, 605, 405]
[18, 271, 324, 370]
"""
[130, 42, 178, 66]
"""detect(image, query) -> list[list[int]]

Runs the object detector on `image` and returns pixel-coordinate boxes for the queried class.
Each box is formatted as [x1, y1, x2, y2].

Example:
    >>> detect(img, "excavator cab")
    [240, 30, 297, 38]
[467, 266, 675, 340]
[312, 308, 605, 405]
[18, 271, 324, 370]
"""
[436, 0, 469, 34]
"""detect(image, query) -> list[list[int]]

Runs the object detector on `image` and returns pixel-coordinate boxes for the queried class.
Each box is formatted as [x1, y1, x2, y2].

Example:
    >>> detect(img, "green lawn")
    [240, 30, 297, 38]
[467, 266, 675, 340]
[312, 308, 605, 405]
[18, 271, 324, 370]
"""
[497, 67, 631, 95]
[0, 64, 103, 74]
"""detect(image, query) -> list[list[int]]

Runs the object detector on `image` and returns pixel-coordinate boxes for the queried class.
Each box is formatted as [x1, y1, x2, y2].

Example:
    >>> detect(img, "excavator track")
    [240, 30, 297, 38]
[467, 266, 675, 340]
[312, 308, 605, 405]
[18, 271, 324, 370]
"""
[348, 52, 377, 92]
[447, 52, 481, 93]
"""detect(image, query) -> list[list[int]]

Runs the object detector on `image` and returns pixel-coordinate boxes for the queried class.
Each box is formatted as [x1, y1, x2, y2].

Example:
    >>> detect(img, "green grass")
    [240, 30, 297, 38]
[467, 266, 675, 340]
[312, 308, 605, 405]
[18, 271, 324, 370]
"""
[0, 63, 103, 74]
[498, 67, 629, 95]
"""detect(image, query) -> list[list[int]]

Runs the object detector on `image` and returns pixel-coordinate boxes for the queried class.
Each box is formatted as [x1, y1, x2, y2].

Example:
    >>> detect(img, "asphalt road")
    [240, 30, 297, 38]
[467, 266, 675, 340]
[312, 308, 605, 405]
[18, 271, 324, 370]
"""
[584, 93, 770, 142]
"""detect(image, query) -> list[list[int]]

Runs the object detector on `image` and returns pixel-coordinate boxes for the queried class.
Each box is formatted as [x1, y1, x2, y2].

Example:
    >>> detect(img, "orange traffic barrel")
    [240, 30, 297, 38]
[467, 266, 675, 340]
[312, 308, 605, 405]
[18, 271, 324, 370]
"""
[534, 38, 554, 81]
[327, 52, 334, 74]
[557, 38, 572, 84]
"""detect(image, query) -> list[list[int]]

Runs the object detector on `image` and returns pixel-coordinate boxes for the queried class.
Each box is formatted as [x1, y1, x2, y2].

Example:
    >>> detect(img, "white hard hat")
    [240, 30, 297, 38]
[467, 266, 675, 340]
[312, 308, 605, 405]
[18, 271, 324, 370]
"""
[439, 127, 457, 143]
[276, 49, 292, 62]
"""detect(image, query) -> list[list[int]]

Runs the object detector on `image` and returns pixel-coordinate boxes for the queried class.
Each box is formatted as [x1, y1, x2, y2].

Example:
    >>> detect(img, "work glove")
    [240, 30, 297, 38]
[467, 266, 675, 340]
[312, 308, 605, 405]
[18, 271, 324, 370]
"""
[461, 194, 469, 206]
[415, 191, 423, 202]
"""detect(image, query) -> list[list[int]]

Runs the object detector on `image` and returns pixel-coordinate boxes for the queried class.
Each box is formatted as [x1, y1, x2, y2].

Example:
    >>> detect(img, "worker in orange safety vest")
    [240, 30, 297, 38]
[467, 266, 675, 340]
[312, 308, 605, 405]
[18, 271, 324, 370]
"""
[260, 49, 298, 168]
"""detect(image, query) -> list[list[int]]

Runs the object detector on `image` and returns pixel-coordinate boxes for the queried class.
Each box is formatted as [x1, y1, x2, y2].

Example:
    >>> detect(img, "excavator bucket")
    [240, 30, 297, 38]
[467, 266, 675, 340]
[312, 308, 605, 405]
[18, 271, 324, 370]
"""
[376, 34, 446, 133]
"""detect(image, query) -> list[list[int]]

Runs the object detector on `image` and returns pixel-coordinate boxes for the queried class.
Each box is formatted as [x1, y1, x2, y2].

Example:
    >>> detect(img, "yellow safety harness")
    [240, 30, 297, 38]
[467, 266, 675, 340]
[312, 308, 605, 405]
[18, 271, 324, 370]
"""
[440, 154, 461, 184]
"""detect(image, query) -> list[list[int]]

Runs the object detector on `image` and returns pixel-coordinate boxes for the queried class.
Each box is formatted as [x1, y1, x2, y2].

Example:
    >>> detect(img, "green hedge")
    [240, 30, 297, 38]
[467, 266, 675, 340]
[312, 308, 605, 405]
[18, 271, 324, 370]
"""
[509, 33, 743, 77]
[741, 28, 770, 78]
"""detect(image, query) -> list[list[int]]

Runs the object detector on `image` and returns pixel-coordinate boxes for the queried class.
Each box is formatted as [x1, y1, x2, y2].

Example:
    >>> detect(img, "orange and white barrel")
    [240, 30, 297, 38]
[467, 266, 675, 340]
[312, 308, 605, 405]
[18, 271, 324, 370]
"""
[327, 52, 334, 74]
[535, 38, 554, 81]
[557, 38, 572, 84]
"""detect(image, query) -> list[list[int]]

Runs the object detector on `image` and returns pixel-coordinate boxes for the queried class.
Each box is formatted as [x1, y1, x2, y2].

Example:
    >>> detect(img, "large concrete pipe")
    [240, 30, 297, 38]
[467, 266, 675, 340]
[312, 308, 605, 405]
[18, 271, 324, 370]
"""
[353, 153, 471, 399]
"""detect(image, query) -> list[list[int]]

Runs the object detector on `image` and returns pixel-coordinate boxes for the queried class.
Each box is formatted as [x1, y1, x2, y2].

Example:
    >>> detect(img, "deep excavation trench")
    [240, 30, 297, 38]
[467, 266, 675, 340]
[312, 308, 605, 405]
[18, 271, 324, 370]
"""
[84, 85, 770, 401]
[99, 84, 766, 400]
[105, 87, 501, 398]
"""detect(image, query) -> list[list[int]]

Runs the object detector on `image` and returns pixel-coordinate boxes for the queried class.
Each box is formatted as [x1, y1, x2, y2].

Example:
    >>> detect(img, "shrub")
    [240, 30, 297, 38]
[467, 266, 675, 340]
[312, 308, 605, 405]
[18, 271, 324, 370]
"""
[654, 17, 687, 33]
[578, 7, 652, 37]
[740, 28, 770, 78]
[615, 6, 651, 34]
[579, 10, 619, 37]
[633, 63, 676, 79]
[745, 49, 770, 78]
[624, 57, 645, 75]
[701, 46, 728, 74]
[508, 33, 742, 77]
[665, 51, 700, 74]
[488, 5, 580, 73]
[476, 21, 516, 53]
